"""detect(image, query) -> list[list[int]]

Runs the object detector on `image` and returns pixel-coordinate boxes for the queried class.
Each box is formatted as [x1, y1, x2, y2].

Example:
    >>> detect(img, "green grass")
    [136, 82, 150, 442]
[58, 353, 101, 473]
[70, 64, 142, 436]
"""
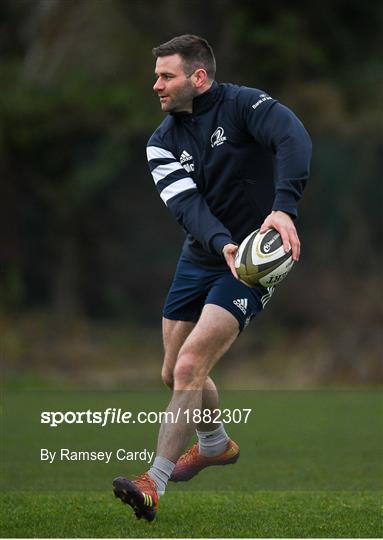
[1, 490, 382, 537]
[1, 387, 382, 537]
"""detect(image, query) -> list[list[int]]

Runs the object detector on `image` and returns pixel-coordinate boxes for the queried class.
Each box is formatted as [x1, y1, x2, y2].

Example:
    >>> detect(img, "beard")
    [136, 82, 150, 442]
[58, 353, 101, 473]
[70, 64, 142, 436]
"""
[162, 79, 197, 113]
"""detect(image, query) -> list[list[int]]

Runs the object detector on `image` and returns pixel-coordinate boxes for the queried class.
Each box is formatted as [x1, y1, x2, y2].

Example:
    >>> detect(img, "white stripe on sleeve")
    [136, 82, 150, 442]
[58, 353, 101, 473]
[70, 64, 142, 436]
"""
[151, 162, 185, 184]
[146, 146, 175, 161]
[160, 177, 197, 204]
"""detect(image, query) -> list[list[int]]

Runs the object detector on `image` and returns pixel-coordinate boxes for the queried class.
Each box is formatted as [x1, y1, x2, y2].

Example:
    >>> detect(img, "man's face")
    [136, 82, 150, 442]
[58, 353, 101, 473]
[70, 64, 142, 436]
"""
[153, 54, 197, 113]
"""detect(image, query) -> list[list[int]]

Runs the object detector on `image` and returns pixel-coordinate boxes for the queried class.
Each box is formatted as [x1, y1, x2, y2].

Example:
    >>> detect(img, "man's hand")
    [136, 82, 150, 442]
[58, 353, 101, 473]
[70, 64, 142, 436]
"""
[222, 243, 239, 279]
[260, 211, 300, 261]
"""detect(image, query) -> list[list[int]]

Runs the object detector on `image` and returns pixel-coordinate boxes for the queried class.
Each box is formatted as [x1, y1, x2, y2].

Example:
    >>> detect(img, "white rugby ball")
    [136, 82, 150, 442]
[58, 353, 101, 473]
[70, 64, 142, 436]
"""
[234, 228, 294, 288]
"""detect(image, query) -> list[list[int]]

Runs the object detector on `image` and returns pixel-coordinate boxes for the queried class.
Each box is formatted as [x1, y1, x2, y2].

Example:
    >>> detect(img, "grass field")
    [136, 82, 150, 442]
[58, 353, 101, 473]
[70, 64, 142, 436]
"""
[1, 491, 382, 538]
[1, 386, 382, 537]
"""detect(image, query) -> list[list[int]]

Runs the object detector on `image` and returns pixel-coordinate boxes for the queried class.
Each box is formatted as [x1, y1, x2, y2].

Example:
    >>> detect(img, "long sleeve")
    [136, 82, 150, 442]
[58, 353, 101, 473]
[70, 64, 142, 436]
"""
[237, 88, 312, 217]
[146, 141, 233, 255]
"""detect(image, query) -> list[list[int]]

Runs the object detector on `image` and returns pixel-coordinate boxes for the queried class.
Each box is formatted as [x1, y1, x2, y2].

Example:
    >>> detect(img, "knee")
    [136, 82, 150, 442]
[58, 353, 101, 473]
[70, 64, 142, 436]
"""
[173, 352, 207, 389]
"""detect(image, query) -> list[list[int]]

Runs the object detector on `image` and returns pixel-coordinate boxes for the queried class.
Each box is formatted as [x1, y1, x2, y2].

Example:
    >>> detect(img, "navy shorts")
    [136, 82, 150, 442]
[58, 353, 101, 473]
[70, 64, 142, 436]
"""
[163, 255, 275, 332]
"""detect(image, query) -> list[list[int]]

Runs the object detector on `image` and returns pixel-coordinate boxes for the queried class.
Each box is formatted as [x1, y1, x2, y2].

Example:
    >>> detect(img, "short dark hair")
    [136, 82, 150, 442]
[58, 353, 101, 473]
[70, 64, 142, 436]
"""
[152, 34, 216, 80]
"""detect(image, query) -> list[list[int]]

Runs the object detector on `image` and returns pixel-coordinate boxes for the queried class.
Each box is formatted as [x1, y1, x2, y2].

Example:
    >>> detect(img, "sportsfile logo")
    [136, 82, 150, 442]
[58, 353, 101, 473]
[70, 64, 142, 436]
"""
[233, 298, 248, 314]
[40, 407, 252, 426]
[210, 126, 227, 148]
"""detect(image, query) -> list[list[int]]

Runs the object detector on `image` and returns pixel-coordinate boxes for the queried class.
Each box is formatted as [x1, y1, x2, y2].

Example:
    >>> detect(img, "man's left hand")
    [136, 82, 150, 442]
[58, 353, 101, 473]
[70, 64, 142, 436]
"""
[260, 211, 300, 261]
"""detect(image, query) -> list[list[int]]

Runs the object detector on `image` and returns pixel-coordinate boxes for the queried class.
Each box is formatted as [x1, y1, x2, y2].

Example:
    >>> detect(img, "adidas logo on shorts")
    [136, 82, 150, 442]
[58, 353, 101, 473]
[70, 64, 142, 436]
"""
[233, 298, 248, 315]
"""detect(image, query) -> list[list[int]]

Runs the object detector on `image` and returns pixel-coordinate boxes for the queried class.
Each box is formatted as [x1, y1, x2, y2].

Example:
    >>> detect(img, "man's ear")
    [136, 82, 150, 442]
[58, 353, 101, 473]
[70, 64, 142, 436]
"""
[193, 68, 209, 89]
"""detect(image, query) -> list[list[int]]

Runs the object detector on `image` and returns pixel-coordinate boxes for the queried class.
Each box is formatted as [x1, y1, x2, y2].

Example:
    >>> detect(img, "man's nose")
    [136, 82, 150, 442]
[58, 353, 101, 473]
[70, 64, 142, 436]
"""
[153, 78, 164, 92]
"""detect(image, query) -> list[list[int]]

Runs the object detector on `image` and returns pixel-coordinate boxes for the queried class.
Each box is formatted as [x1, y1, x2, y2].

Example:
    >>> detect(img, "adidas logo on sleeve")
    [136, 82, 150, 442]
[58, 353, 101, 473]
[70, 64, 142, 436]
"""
[179, 150, 193, 164]
[179, 150, 195, 173]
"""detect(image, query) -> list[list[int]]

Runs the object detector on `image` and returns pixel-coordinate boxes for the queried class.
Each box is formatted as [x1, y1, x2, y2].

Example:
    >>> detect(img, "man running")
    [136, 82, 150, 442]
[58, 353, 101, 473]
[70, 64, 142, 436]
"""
[113, 34, 312, 521]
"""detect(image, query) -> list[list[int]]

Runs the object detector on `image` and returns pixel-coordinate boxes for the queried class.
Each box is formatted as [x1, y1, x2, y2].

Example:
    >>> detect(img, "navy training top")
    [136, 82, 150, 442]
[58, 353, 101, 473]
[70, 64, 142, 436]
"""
[146, 81, 312, 269]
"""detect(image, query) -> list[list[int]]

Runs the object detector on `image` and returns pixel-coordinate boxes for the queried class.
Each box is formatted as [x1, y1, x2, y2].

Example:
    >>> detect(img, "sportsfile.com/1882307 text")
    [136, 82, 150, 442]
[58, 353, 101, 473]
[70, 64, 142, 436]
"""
[40, 408, 252, 427]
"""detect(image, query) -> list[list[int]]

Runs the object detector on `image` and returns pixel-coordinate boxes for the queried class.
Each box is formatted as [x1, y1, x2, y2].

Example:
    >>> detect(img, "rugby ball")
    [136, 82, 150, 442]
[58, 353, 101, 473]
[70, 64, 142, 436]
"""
[234, 228, 294, 288]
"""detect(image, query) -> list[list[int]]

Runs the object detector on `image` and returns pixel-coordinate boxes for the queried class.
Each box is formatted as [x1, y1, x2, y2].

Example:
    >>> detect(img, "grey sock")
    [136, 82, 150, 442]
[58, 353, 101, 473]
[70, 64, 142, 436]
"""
[197, 423, 229, 456]
[148, 456, 175, 496]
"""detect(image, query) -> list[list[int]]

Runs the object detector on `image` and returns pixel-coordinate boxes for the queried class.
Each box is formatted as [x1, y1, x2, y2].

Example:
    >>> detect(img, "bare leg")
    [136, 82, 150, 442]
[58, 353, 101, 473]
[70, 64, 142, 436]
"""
[198, 377, 220, 432]
[161, 318, 195, 389]
[157, 305, 239, 462]
[162, 318, 225, 432]
[112, 311, 239, 518]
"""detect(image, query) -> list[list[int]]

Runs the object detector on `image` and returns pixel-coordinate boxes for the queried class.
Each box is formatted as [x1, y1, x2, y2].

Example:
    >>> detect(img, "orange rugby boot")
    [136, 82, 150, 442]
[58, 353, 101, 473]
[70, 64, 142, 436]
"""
[113, 472, 158, 522]
[170, 439, 240, 482]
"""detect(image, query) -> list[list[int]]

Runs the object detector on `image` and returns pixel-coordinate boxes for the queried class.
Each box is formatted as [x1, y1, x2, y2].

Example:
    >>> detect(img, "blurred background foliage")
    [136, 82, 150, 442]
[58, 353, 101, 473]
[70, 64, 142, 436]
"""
[0, 0, 382, 387]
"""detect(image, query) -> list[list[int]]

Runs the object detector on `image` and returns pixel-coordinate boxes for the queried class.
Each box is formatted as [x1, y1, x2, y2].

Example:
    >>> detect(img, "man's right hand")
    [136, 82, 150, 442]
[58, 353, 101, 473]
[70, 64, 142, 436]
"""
[222, 243, 239, 280]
